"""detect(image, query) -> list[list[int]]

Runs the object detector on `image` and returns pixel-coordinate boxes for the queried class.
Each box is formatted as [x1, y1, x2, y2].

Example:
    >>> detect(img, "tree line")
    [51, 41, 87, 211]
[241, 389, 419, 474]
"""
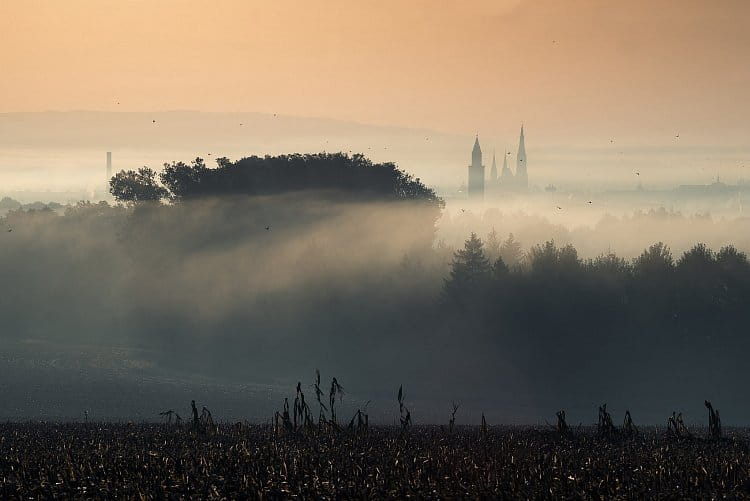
[440, 231, 750, 407]
[109, 153, 443, 208]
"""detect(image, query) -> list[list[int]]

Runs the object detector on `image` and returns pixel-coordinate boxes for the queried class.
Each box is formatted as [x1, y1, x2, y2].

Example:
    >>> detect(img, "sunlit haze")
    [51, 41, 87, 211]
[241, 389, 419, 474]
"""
[2, 0, 750, 193]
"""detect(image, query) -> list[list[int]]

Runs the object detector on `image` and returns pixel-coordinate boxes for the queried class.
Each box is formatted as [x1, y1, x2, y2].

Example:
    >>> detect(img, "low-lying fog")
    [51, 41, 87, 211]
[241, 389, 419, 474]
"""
[1, 188, 750, 426]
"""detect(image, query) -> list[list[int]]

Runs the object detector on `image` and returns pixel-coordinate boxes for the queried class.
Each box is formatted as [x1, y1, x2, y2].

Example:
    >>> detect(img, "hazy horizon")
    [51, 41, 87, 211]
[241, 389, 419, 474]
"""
[3, 0, 750, 195]
[1, 110, 749, 197]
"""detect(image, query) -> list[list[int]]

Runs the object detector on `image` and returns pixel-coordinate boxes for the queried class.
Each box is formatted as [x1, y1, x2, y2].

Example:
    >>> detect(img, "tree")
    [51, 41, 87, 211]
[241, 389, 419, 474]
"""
[527, 240, 558, 274]
[589, 252, 631, 278]
[677, 243, 715, 271]
[633, 242, 674, 276]
[492, 255, 509, 279]
[158, 153, 443, 207]
[485, 228, 500, 262]
[715, 245, 750, 306]
[499, 233, 523, 268]
[557, 243, 580, 270]
[444, 233, 491, 299]
[527, 240, 581, 275]
[109, 167, 168, 203]
[716, 245, 748, 273]
[159, 158, 209, 200]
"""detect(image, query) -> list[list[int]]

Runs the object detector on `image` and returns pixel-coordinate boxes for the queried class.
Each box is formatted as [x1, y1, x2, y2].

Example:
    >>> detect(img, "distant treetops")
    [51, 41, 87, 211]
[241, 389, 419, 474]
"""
[109, 153, 443, 207]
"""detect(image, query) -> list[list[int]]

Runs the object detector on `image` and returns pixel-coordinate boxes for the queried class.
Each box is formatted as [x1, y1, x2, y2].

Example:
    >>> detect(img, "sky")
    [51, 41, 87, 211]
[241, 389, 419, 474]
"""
[1, 0, 750, 191]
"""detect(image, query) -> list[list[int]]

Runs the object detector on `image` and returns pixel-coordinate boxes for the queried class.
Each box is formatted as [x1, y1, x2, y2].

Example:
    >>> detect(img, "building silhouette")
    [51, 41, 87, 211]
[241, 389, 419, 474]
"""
[468, 126, 528, 197]
[467, 136, 485, 199]
[106, 152, 112, 183]
[515, 125, 528, 189]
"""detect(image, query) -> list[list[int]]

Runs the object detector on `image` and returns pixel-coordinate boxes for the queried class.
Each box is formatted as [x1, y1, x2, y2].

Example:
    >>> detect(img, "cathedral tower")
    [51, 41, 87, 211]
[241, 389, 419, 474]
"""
[468, 136, 485, 199]
[515, 125, 528, 189]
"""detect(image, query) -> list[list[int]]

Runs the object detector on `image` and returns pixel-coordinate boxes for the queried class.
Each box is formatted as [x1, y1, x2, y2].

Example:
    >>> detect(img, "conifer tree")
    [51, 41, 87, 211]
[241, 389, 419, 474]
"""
[444, 233, 491, 299]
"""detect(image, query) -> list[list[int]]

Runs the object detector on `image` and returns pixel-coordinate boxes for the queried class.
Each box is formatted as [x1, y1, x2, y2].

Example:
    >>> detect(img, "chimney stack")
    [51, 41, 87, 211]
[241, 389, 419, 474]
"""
[106, 151, 112, 182]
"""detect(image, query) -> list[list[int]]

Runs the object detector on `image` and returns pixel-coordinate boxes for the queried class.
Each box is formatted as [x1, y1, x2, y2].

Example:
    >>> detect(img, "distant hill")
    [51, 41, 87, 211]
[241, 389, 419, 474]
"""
[0, 111, 470, 192]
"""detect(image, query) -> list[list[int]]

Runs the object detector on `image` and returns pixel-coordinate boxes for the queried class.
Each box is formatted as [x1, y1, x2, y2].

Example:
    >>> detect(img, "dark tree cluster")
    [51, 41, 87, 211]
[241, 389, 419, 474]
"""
[110, 153, 443, 207]
[442, 233, 750, 407]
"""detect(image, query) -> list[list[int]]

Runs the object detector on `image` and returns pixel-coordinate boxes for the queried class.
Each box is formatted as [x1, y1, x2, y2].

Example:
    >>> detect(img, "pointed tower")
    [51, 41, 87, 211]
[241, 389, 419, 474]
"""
[468, 136, 485, 200]
[515, 125, 528, 189]
[500, 149, 514, 186]
[490, 150, 498, 182]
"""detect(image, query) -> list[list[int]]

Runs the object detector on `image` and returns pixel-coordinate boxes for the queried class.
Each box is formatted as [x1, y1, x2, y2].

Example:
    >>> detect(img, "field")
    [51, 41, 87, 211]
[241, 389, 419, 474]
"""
[1, 423, 750, 499]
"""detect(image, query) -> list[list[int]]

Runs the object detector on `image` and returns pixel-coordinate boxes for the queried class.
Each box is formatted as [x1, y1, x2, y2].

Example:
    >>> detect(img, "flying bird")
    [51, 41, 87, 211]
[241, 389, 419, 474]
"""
[635, 171, 640, 176]
[152, 119, 156, 123]
[587, 201, 593, 204]
[265, 226, 270, 231]
[556, 206, 563, 210]
[460, 208, 466, 212]
[6, 228, 12, 232]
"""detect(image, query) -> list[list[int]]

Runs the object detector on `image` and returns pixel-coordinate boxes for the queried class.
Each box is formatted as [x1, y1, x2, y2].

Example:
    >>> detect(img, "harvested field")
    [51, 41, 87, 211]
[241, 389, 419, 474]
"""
[2, 423, 750, 498]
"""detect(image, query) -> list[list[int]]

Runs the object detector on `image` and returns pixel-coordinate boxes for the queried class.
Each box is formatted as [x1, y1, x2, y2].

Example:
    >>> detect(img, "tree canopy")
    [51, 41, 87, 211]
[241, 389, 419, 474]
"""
[110, 153, 443, 208]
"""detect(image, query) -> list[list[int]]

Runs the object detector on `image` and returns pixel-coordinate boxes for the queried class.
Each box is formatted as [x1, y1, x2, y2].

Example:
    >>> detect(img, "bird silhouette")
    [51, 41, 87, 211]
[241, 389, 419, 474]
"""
[556, 206, 563, 210]
[460, 208, 466, 212]
[152, 119, 156, 123]
[587, 201, 593, 204]
[7, 228, 12, 232]
[635, 171, 640, 176]
[265, 226, 270, 231]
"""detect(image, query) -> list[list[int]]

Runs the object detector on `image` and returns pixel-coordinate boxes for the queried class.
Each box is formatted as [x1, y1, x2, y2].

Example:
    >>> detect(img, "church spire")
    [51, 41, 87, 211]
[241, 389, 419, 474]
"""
[468, 135, 485, 200]
[515, 124, 528, 189]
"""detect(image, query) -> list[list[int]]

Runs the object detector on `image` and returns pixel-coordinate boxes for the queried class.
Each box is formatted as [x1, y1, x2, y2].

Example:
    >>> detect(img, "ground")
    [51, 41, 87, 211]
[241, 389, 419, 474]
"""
[1, 423, 749, 499]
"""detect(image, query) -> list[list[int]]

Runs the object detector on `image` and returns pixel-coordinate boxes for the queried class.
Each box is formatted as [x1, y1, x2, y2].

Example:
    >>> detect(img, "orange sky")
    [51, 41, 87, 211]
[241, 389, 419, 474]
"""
[2, 0, 749, 144]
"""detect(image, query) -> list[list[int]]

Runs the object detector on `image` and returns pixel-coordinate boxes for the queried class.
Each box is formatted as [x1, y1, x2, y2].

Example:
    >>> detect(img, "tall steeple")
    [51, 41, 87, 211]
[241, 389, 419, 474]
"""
[472, 136, 482, 165]
[490, 149, 498, 181]
[467, 135, 485, 200]
[515, 125, 528, 189]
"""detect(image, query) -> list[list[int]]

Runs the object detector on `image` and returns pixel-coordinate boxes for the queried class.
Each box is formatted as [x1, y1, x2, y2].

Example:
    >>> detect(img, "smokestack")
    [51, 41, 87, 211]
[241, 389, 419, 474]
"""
[106, 152, 112, 182]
